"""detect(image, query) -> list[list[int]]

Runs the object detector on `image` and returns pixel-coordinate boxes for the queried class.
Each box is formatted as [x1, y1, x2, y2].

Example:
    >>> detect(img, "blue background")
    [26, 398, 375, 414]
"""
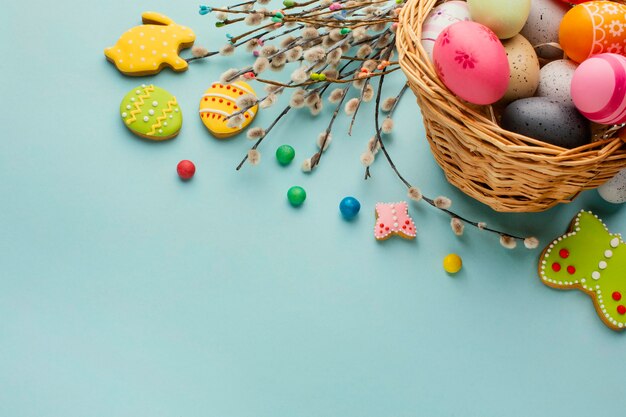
[1, 1, 625, 416]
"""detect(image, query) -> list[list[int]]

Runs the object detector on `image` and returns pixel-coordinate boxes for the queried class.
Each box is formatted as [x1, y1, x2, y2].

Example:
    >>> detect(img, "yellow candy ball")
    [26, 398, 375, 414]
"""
[443, 254, 462, 274]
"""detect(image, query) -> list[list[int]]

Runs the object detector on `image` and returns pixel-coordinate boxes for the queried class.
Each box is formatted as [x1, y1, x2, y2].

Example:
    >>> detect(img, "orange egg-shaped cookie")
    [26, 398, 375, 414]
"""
[199, 81, 258, 138]
[559, 1, 626, 63]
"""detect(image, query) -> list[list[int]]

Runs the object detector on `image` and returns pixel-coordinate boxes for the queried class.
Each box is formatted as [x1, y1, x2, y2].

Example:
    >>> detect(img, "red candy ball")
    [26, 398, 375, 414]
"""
[177, 160, 196, 180]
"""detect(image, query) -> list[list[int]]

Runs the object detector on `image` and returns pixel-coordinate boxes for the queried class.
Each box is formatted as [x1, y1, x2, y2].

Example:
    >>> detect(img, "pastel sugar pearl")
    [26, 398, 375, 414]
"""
[287, 186, 306, 206]
[339, 196, 361, 219]
[571, 53, 626, 124]
[433, 21, 510, 105]
[443, 254, 463, 274]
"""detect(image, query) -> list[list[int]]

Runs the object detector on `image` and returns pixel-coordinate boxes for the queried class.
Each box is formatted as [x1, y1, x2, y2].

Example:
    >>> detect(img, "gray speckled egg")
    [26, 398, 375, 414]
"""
[536, 59, 578, 106]
[501, 97, 590, 148]
[599, 168, 626, 204]
[500, 34, 540, 104]
[520, 0, 570, 60]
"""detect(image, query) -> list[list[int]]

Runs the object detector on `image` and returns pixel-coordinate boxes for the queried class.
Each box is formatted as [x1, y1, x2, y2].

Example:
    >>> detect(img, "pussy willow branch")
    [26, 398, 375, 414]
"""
[370, 75, 526, 241]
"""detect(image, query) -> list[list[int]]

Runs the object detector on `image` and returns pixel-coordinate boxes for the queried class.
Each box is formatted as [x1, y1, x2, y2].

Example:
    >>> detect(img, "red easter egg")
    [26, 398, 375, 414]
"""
[177, 160, 196, 180]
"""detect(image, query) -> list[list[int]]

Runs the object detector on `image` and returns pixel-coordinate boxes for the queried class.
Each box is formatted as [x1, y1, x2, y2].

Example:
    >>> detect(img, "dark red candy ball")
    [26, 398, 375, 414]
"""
[177, 160, 196, 180]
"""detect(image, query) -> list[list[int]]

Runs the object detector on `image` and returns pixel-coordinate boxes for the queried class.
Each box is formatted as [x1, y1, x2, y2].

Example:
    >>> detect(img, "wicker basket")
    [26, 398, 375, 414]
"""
[396, 0, 626, 212]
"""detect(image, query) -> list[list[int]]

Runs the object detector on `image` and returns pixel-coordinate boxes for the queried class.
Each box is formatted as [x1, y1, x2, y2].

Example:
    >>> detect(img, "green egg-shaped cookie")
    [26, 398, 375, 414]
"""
[120, 84, 182, 140]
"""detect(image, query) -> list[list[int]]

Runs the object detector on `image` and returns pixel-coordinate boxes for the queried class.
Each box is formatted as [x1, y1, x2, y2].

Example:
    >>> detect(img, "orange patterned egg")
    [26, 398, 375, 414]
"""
[559, 1, 626, 63]
[199, 81, 258, 138]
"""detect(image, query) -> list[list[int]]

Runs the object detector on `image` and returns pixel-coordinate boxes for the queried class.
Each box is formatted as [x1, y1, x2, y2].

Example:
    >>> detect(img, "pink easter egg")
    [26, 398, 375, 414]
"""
[571, 53, 626, 125]
[433, 21, 510, 105]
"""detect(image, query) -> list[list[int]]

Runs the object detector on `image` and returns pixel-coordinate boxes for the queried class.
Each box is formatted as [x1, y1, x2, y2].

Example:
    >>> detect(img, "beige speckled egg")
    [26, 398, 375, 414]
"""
[520, 0, 570, 60]
[500, 34, 540, 103]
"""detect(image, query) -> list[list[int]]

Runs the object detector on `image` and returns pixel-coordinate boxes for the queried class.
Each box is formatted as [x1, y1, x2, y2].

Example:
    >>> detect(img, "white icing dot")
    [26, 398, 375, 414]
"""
[581, 278, 586, 283]
[163, 122, 168, 126]
[136, 90, 141, 95]
[129, 64, 134, 69]
[169, 115, 173, 119]
[140, 32, 144, 37]
[174, 108, 179, 112]
[611, 238, 619, 248]
[592, 271, 601, 280]
[159, 129, 163, 134]
[393, 216, 398, 221]
[393, 222, 399, 228]
[128, 39, 133, 44]
[605, 250, 613, 258]
[163, 41, 168, 46]
[140, 45, 145, 50]
[126, 105, 131, 110]
[130, 97, 135, 102]
[141, 84, 146, 88]
[118, 59, 123, 63]
[599, 261, 608, 270]
[143, 116, 149, 122]
[141, 58, 145, 62]
[152, 101, 158, 107]
[152, 50, 157, 55]
[162, 53, 168, 58]
[149, 109, 155, 115]
[161, 29, 165, 33]
[122, 112, 127, 117]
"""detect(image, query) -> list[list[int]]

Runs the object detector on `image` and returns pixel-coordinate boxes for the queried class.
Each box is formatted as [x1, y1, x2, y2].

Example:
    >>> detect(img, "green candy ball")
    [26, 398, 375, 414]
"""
[275, 144, 295, 165]
[287, 186, 306, 206]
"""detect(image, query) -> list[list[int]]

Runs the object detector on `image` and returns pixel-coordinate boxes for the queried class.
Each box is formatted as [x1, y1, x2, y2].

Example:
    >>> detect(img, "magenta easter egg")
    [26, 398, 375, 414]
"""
[433, 21, 510, 105]
[571, 53, 626, 125]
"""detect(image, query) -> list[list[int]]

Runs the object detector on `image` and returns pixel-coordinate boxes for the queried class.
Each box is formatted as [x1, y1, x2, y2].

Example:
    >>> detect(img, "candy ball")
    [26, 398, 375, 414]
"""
[571, 53, 626, 125]
[433, 21, 510, 105]
[339, 196, 361, 219]
[287, 186, 306, 206]
[276, 144, 295, 165]
[443, 254, 463, 274]
[177, 160, 196, 180]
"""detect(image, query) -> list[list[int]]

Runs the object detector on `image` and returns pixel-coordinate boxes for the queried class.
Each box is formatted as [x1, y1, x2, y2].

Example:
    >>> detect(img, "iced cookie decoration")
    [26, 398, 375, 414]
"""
[199, 81, 259, 139]
[374, 202, 416, 241]
[104, 12, 195, 76]
[120, 84, 182, 140]
[539, 210, 626, 331]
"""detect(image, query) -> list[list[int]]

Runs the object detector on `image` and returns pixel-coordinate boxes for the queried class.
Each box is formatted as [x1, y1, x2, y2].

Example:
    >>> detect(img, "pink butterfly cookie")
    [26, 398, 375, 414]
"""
[374, 202, 416, 240]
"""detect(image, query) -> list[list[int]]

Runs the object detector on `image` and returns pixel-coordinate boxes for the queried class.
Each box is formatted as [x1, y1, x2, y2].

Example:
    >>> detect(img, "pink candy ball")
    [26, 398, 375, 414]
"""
[571, 53, 626, 125]
[433, 21, 510, 105]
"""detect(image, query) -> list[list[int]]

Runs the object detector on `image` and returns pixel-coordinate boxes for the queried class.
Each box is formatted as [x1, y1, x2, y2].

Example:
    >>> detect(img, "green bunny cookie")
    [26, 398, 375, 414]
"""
[539, 210, 626, 331]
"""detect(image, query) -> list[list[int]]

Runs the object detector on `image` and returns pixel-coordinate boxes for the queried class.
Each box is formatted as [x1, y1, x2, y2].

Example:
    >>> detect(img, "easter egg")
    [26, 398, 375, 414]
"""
[119, 84, 182, 140]
[433, 21, 510, 105]
[443, 254, 463, 274]
[559, 1, 626, 63]
[571, 53, 626, 124]
[177, 160, 195, 180]
[339, 196, 361, 219]
[421, 1, 471, 60]
[199, 81, 259, 139]
[598, 168, 626, 204]
[287, 186, 306, 206]
[520, 0, 570, 60]
[468, 0, 531, 39]
[500, 34, 540, 103]
[501, 97, 591, 148]
[536, 59, 578, 106]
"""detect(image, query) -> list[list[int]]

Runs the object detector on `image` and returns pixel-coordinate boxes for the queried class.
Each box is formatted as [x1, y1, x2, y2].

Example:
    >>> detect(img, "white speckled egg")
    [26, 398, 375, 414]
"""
[421, 1, 471, 60]
[468, 0, 530, 39]
[500, 34, 540, 103]
[536, 59, 578, 106]
[598, 168, 626, 204]
[520, 0, 570, 60]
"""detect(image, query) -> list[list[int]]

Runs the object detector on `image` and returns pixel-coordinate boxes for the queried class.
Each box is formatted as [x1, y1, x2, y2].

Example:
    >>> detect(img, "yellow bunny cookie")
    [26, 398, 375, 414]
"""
[104, 12, 196, 76]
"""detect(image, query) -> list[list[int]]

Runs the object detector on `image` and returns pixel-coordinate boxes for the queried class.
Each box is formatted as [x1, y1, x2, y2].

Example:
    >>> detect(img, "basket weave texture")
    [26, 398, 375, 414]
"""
[396, 0, 626, 212]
